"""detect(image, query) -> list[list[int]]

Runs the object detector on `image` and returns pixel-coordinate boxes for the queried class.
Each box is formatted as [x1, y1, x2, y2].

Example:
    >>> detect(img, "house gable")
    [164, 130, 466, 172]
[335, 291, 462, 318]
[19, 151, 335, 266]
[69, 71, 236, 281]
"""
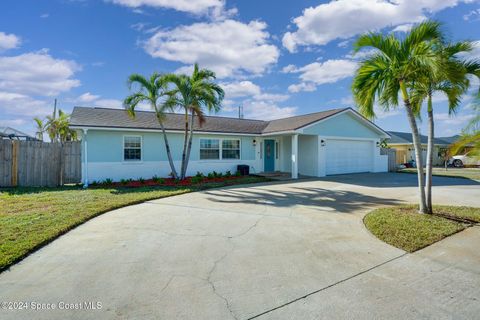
[300, 111, 385, 139]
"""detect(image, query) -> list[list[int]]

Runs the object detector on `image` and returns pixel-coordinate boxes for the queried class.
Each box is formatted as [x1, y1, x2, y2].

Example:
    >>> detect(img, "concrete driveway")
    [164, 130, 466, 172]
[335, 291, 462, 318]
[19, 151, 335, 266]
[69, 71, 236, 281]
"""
[0, 173, 479, 320]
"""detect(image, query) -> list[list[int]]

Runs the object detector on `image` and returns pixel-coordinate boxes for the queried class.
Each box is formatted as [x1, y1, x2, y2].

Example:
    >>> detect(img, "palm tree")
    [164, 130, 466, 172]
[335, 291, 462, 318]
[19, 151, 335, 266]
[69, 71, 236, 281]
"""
[56, 109, 78, 142]
[165, 64, 224, 179]
[352, 21, 443, 214]
[33, 117, 46, 141]
[410, 41, 480, 213]
[450, 104, 480, 160]
[124, 72, 179, 179]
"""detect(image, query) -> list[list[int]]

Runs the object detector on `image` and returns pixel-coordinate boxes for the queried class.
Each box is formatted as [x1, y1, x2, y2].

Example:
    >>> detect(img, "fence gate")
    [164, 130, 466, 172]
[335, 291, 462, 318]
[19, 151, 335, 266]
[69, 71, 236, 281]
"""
[0, 140, 81, 187]
[381, 148, 397, 172]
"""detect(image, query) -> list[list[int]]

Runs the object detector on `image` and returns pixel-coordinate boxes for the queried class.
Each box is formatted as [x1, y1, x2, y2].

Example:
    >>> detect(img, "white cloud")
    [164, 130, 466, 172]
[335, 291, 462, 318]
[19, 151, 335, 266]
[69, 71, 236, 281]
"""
[220, 81, 289, 103]
[286, 59, 358, 92]
[464, 8, 480, 20]
[434, 112, 475, 125]
[40, 13, 50, 18]
[0, 91, 52, 117]
[281, 64, 298, 73]
[392, 23, 414, 33]
[144, 19, 279, 78]
[75, 92, 101, 103]
[107, 0, 224, 14]
[242, 100, 297, 120]
[0, 32, 21, 51]
[282, 0, 475, 52]
[0, 50, 81, 96]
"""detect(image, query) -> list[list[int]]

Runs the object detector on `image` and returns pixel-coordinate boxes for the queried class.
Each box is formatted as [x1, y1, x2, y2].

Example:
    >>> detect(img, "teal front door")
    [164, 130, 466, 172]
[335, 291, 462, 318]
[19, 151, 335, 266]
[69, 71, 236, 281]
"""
[264, 139, 275, 172]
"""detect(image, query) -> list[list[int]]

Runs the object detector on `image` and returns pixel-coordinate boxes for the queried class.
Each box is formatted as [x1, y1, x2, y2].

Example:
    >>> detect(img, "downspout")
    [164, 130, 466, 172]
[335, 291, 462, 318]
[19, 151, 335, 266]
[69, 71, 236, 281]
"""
[83, 128, 89, 188]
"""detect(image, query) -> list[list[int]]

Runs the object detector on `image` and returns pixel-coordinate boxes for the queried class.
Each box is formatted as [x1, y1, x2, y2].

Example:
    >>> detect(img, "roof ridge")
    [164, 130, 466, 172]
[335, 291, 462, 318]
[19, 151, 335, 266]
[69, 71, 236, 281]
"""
[73, 106, 268, 123]
[268, 107, 349, 122]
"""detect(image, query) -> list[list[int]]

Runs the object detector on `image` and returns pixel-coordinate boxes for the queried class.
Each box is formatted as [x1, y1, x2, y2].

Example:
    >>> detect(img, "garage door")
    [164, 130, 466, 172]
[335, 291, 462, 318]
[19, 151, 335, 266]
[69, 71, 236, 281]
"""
[325, 139, 373, 175]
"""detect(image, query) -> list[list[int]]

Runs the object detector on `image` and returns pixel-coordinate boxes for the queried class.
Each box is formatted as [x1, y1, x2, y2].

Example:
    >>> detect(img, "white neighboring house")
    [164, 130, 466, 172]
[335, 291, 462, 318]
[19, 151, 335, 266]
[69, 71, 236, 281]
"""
[69, 107, 391, 185]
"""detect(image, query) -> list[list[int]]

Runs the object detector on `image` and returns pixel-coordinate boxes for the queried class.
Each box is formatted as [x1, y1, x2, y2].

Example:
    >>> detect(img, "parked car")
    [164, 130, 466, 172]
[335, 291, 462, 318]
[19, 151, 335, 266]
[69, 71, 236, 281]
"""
[448, 151, 480, 167]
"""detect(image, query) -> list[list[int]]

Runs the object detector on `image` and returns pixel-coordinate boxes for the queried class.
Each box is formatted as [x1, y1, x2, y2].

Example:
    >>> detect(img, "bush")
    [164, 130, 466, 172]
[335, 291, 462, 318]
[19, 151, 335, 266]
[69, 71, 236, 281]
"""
[225, 170, 232, 177]
[152, 175, 161, 183]
[191, 176, 203, 184]
[120, 179, 128, 185]
[235, 170, 242, 177]
[103, 178, 113, 185]
[207, 172, 214, 179]
[217, 172, 223, 178]
[91, 180, 98, 186]
[138, 177, 145, 184]
[195, 171, 204, 178]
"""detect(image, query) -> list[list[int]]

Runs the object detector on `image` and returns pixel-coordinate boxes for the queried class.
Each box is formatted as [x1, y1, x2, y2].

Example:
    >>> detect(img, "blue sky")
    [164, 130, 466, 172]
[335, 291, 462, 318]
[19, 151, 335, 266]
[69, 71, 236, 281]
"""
[0, 0, 479, 137]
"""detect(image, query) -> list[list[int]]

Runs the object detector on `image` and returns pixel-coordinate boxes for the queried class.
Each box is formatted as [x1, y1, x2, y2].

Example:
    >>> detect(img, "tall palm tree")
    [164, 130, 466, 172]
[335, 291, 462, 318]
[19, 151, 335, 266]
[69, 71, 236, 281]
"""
[352, 21, 443, 214]
[165, 64, 224, 179]
[450, 104, 480, 160]
[410, 41, 480, 213]
[124, 72, 179, 179]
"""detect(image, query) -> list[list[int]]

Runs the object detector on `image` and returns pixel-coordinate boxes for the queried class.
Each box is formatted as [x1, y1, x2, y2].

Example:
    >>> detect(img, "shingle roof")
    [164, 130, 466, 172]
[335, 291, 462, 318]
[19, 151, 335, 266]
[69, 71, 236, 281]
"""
[387, 131, 459, 145]
[70, 106, 351, 135]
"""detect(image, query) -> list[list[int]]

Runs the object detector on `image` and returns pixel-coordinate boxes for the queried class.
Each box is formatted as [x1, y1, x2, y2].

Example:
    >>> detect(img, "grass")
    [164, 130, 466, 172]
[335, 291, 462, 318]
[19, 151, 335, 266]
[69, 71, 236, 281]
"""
[398, 167, 480, 181]
[364, 205, 480, 252]
[0, 175, 268, 271]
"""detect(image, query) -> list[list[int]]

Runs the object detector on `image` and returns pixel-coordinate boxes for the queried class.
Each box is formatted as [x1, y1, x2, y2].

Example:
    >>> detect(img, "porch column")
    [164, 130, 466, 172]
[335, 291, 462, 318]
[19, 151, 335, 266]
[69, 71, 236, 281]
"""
[83, 128, 89, 188]
[291, 134, 298, 179]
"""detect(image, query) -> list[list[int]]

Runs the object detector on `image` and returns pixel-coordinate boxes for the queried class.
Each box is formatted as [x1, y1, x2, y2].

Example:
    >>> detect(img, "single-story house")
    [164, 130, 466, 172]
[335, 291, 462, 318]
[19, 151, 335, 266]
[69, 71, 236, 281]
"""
[70, 106, 391, 185]
[387, 131, 459, 166]
[0, 126, 37, 141]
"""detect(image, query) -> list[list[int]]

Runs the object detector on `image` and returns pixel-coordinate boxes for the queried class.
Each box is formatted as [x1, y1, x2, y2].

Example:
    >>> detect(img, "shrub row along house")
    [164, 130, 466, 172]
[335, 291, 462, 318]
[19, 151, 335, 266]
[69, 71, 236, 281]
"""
[70, 106, 391, 185]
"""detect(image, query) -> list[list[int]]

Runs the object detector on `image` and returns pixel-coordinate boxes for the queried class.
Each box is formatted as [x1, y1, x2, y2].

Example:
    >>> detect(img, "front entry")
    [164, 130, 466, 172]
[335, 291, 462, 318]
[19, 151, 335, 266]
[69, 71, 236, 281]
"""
[264, 139, 275, 172]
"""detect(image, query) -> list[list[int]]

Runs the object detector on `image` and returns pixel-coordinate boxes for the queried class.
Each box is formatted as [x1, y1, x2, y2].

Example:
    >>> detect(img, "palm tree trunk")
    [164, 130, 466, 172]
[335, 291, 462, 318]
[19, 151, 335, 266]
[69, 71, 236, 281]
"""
[405, 102, 428, 213]
[182, 111, 195, 178]
[180, 110, 189, 180]
[159, 121, 178, 179]
[425, 94, 434, 214]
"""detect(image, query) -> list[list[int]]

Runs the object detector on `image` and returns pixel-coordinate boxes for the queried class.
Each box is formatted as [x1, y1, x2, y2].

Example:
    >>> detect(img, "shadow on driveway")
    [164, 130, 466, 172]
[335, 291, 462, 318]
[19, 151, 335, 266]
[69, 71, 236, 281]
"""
[204, 186, 401, 214]
[319, 172, 480, 188]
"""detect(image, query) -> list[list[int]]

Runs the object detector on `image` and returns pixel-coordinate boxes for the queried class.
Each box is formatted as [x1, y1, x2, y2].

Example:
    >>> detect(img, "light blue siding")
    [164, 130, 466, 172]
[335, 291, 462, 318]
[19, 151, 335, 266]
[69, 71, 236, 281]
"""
[85, 130, 256, 162]
[302, 112, 381, 138]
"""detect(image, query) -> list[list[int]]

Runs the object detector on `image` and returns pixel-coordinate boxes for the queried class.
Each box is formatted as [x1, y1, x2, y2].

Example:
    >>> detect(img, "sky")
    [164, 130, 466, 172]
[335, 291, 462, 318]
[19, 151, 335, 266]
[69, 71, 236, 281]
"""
[0, 0, 479, 137]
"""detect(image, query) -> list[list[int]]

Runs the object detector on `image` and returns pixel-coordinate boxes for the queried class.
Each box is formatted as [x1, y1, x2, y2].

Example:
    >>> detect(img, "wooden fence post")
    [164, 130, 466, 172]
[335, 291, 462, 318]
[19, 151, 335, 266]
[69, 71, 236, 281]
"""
[11, 140, 19, 187]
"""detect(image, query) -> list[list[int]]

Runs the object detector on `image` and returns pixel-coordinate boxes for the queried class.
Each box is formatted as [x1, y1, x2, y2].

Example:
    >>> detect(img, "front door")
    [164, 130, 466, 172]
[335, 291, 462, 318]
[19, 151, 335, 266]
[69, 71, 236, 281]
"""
[264, 139, 275, 172]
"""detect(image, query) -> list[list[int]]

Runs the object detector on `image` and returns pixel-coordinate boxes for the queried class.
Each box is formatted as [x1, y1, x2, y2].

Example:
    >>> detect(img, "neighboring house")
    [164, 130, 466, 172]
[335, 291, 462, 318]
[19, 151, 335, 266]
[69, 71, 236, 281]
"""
[70, 107, 390, 184]
[387, 131, 459, 166]
[0, 127, 37, 141]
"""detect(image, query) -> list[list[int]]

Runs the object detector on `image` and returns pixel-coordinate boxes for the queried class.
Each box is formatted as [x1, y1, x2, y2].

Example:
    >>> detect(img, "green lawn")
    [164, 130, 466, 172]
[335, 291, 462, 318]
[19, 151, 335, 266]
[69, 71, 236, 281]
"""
[364, 205, 480, 252]
[0, 176, 268, 271]
[398, 167, 480, 181]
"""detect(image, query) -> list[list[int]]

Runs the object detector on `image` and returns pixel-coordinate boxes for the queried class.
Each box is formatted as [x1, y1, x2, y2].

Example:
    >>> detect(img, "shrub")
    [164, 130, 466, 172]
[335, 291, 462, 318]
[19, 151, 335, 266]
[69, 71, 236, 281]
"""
[120, 179, 128, 185]
[157, 178, 165, 184]
[235, 170, 242, 176]
[138, 177, 145, 184]
[217, 172, 223, 178]
[91, 180, 98, 186]
[103, 178, 113, 185]
[207, 172, 214, 179]
[195, 171, 204, 178]
[191, 176, 203, 184]
[212, 171, 219, 178]
[225, 170, 232, 177]
[152, 175, 161, 183]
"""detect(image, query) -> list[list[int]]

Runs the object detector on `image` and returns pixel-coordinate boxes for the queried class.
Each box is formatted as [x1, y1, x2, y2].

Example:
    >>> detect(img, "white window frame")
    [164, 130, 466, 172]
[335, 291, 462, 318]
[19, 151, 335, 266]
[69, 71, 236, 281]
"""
[123, 135, 142, 162]
[199, 138, 242, 161]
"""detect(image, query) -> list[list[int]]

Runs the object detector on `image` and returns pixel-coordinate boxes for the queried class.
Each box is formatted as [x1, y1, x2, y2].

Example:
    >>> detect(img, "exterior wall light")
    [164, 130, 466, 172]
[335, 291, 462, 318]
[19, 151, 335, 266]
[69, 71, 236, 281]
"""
[376, 141, 380, 147]
[253, 139, 257, 146]
[320, 139, 326, 147]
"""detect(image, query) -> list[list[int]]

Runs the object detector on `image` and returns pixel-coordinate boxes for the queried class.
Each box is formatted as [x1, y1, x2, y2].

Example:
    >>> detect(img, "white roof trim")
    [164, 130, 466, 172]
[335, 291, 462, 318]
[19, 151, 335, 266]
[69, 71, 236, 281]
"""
[70, 125, 259, 136]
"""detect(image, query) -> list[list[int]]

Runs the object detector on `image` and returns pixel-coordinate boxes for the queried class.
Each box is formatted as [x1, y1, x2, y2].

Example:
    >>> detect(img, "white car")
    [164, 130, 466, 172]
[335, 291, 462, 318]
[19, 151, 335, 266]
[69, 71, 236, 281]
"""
[448, 151, 480, 167]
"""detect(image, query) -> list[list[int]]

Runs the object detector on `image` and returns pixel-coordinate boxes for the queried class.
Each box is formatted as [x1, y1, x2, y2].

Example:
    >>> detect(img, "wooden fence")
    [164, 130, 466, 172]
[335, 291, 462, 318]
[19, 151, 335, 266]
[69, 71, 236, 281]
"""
[0, 140, 81, 187]
[381, 148, 397, 172]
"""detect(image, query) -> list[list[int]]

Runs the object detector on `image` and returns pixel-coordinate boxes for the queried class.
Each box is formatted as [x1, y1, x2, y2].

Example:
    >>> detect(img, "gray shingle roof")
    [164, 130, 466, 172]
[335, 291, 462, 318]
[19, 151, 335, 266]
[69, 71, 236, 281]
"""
[70, 107, 351, 135]
[387, 131, 459, 145]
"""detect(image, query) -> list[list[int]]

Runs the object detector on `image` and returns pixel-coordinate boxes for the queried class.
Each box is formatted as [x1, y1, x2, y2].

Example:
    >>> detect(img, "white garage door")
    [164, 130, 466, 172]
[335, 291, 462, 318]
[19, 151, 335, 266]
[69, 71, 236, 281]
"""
[325, 139, 373, 175]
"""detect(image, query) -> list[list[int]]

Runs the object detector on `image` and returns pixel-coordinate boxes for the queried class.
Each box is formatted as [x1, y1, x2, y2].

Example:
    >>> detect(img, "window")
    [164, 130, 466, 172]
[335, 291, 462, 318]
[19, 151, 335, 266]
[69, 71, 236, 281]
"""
[200, 139, 220, 160]
[222, 139, 240, 159]
[124, 136, 141, 161]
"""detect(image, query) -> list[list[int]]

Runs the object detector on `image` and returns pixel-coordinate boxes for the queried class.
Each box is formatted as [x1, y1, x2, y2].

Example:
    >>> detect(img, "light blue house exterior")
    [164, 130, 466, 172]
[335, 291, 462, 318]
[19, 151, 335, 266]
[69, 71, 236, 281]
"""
[70, 107, 390, 184]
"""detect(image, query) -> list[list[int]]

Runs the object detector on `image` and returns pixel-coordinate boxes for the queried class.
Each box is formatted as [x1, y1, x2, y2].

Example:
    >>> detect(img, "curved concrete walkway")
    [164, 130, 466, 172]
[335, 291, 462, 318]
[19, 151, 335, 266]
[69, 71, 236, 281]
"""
[0, 173, 479, 319]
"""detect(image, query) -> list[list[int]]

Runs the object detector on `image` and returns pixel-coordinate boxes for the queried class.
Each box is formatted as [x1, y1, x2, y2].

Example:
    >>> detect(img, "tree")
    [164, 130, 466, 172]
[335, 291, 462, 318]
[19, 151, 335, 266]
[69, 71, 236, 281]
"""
[165, 64, 224, 179]
[352, 21, 443, 214]
[450, 104, 480, 160]
[33, 117, 46, 141]
[410, 41, 480, 213]
[124, 72, 179, 179]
